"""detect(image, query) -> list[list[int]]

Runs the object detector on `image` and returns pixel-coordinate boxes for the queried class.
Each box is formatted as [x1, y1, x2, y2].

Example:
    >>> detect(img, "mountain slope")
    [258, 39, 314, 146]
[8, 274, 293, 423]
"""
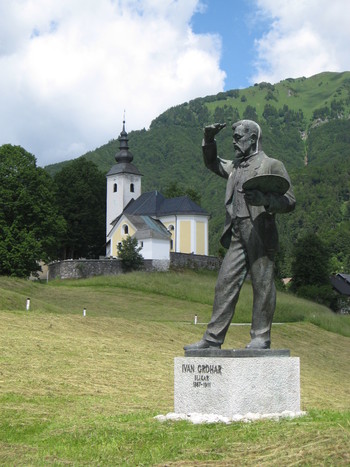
[45, 71, 350, 270]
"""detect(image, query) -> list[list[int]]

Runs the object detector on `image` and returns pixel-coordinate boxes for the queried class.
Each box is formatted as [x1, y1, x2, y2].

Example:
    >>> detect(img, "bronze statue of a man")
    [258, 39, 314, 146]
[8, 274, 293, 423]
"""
[184, 120, 296, 350]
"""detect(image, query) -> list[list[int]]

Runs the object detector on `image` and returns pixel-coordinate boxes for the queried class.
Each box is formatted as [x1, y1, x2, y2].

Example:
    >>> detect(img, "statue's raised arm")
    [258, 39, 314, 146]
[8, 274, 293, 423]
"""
[203, 122, 226, 143]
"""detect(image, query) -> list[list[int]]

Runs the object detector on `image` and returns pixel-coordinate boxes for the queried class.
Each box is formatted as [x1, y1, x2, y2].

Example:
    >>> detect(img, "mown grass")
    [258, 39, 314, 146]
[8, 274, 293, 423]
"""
[43, 270, 350, 336]
[0, 271, 349, 465]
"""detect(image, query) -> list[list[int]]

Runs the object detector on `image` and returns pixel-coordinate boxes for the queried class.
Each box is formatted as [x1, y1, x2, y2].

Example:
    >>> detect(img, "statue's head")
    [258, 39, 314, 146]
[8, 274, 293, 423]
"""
[231, 120, 262, 158]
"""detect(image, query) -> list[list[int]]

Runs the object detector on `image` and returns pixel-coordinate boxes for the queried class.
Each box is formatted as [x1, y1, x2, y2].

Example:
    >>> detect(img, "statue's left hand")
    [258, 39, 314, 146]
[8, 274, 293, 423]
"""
[244, 189, 269, 206]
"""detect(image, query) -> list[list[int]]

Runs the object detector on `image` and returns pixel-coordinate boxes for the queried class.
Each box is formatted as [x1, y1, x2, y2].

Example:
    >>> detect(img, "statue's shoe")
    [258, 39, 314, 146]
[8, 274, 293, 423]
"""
[183, 339, 221, 351]
[245, 338, 270, 349]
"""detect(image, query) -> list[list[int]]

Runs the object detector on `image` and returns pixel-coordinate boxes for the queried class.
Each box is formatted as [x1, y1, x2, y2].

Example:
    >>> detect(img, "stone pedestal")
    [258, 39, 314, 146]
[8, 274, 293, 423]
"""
[174, 350, 300, 417]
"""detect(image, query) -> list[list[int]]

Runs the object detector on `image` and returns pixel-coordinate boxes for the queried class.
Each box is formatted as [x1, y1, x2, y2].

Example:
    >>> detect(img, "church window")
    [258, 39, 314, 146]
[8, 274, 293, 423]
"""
[113, 183, 117, 192]
[130, 183, 134, 192]
[122, 224, 129, 235]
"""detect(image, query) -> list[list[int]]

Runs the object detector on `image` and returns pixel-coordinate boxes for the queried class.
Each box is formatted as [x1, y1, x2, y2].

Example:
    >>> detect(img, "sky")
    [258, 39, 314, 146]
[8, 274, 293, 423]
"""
[0, 0, 350, 167]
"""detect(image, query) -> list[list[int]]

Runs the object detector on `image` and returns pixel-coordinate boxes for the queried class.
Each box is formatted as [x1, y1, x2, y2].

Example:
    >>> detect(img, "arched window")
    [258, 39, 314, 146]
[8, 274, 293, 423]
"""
[130, 183, 134, 193]
[113, 183, 117, 192]
[122, 224, 129, 235]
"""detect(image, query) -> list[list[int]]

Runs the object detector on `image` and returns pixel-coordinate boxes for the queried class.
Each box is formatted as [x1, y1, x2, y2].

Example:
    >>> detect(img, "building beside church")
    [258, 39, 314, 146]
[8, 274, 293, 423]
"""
[330, 273, 350, 313]
[105, 121, 209, 260]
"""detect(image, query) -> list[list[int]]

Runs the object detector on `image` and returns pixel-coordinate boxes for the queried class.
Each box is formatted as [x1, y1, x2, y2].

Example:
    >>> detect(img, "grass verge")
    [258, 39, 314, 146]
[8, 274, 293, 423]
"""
[0, 271, 349, 465]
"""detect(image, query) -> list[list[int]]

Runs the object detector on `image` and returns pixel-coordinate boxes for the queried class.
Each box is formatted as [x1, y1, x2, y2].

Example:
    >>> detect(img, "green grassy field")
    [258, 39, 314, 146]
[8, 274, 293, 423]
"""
[0, 271, 349, 465]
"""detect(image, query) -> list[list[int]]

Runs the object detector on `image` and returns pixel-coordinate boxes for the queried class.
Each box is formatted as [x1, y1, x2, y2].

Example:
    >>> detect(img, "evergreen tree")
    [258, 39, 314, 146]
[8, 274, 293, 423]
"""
[117, 236, 143, 272]
[163, 181, 201, 205]
[243, 105, 258, 120]
[291, 233, 331, 291]
[54, 157, 106, 259]
[290, 233, 337, 308]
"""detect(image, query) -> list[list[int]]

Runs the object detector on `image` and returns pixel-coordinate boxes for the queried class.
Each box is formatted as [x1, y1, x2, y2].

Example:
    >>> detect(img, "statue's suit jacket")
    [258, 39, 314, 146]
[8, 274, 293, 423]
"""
[202, 140, 296, 251]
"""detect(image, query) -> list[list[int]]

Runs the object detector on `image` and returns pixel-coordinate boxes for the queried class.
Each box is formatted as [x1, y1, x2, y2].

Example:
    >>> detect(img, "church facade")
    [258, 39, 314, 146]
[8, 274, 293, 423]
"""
[106, 122, 209, 260]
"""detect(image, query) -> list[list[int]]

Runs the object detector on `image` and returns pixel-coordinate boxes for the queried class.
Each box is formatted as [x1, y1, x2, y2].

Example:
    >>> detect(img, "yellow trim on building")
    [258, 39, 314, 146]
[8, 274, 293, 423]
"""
[179, 220, 191, 253]
[196, 221, 205, 255]
[111, 222, 136, 256]
[163, 221, 175, 251]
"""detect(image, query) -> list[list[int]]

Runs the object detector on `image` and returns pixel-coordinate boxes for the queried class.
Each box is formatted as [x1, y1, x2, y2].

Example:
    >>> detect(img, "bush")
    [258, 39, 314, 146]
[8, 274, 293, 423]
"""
[117, 236, 143, 272]
[291, 233, 331, 291]
[295, 284, 338, 310]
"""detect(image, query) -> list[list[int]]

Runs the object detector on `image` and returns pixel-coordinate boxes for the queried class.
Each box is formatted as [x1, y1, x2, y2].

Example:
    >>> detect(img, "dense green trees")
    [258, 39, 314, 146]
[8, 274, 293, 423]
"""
[243, 105, 258, 120]
[117, 236, 143, 272]
[0, 148, 107, 277]
[291, 233, 331, 290]
[163, 181, 201, 206]
[0, 144, 66, 277]
[290, 233, 337, 308]
[54, 158, 106, 259]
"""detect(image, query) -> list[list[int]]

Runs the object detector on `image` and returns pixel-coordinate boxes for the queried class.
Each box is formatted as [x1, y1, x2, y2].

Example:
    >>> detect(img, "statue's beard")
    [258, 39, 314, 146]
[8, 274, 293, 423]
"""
[234, 147, 245, 160]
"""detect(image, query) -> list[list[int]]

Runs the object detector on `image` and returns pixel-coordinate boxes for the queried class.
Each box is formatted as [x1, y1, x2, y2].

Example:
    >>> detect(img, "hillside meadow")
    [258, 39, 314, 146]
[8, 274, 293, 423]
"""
[0, 270, 349, 465]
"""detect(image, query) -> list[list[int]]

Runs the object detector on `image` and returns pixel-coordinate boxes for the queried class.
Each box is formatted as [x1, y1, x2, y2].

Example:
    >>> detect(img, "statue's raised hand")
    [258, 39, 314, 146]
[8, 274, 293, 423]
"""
[204, 123, 226, 143]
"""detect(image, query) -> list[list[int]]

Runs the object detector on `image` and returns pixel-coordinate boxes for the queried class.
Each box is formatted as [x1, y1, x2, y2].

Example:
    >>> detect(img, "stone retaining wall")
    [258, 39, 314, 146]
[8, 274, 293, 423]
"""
[48, 259, 123, 280]
[48, 253, 220, 281]
[170, 252, 221, 271]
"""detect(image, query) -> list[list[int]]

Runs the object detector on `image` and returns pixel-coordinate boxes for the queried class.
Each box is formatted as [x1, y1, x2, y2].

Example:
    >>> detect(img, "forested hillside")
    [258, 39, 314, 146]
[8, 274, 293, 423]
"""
[46, 71, 350, 274]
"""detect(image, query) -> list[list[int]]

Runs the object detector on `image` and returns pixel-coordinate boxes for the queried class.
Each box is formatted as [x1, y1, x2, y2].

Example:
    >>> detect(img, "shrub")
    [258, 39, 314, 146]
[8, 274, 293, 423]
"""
[296, 284, 338, 310]
[117, 236, 143, 272]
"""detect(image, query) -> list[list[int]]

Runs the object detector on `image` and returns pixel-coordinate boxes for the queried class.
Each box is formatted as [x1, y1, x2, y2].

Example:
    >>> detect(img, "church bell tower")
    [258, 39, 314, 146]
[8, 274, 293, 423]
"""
[106, 120, 142, 235]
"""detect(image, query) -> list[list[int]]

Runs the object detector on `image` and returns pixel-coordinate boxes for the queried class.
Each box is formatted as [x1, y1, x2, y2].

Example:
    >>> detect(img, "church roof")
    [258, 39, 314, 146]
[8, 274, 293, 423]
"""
[338, 273, 350, 283]
[159, 195, 208, 216]
[106, 162, 142, 176]
[115, 119, 133, 164]
[127, 215, 171, 241]
[331, 273, 350, 296]
[106, 119, 142, 176]
[124, 191, 208, 217]
[107, 211, 171, 240]
[123, 191, 165, 216]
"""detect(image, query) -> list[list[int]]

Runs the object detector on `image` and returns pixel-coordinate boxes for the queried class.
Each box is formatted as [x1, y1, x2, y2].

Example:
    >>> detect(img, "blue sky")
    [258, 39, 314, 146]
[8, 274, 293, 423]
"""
[191, 0, 266, 90]
[0, 0, 349, 166]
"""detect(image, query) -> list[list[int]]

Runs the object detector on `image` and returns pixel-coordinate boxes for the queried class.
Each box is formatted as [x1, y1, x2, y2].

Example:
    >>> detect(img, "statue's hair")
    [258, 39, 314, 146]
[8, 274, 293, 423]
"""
[231, 119, 262, 152]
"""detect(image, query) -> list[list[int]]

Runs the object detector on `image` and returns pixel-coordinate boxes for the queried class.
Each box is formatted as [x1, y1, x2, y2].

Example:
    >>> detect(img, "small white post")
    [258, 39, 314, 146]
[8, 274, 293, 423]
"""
[83, 308, 86, 317]
[194, 314, 198, 325]
[26, 298, 31, 311]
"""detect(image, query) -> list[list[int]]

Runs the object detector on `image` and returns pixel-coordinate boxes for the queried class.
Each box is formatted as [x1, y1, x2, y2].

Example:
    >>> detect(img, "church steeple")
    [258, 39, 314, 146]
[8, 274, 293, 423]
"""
[106, 117, 142, 240]
[115, 118, 134, 164]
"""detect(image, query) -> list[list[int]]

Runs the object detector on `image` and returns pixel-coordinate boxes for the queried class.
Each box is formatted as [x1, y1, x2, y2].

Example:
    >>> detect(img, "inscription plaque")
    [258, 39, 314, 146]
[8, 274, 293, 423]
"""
[175, 356, 301, 417]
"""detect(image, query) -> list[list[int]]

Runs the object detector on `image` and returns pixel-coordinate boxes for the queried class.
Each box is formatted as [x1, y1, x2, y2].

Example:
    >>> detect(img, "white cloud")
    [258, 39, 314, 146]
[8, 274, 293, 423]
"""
[0, 0, 225, 166]
[252, 0, 350, 84]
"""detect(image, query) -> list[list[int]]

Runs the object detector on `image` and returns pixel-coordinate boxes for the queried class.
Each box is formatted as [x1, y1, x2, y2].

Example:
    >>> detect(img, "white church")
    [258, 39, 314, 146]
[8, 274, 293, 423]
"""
[105, 121, 210, 261]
